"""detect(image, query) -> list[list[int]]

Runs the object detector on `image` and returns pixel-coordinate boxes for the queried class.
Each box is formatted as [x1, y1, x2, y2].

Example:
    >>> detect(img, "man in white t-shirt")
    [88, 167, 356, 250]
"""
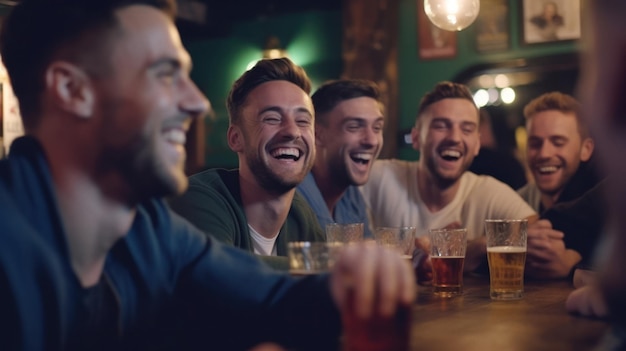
[363, 81, 574, 278]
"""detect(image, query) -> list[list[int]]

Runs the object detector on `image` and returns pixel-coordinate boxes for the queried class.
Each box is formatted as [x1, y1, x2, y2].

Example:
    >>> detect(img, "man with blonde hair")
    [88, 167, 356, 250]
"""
[518, 91, 598, 213]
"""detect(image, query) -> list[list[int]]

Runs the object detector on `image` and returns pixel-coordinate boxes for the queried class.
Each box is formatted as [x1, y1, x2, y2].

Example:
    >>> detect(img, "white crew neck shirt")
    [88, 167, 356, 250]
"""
[248, 224, 278, 256]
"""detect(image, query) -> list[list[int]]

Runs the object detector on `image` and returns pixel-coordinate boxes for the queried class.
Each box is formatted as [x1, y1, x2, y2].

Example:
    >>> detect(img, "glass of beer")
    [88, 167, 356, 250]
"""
[429, 228, 467, 297]
[326, 222, 364, 243]
[287, 242, 343, 276]
[373, 226, 417, 260]
[485, 219, 528, 300]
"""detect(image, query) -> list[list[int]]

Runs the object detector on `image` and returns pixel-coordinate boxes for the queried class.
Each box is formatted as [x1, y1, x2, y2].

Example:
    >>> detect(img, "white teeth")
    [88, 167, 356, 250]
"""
[271, 147, 300, 158]
[440, 150, 461, 158]
[163, 129, 186, 145]
[538, 166, 558, 174]
[353, 153, 372, 161]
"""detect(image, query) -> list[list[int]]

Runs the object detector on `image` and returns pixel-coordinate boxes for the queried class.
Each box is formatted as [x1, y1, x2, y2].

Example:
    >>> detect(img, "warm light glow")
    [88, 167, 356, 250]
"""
[478, 74, 493, 88]
[262, 36, 289, 60]
[246, 59, 260, 71]
[424, 0, 480, 31]
[501, 87, 516, 104]
[263, 48, 286, 59]
[494, 74, 510, 88]
[473, 89, 489, 107]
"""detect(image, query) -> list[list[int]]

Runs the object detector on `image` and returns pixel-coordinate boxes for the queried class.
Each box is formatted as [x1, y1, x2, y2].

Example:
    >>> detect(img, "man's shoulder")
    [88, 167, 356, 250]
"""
[184, 168, 241, 200]
[189, 168, 235, 187]
[295, 172, 319, 196]
[462, 172, 521, 195]
[374, 158, 416, 171]
[517, 182, 537, 197]
[370, 159, 417, 183]
[291, 190, 317, 213]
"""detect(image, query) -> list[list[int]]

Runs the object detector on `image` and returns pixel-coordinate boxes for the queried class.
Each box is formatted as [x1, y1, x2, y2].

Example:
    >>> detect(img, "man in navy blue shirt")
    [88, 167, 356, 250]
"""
[0, 0, 415, 350]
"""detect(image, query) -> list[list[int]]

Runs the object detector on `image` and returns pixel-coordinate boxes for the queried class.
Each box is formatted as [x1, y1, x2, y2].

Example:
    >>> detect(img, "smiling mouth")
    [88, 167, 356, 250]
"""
[537, 165, 560, 174]
[163, 128, 187, 145]
[350, 152, 373, 165]
[270, 147, 302, 161]
[439, 149, 461, 161]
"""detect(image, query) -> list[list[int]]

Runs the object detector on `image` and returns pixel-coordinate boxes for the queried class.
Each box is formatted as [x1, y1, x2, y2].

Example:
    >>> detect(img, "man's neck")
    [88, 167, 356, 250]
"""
[311, 167, 347, 218]
[238, 173, 295, 239]
[540, 190, 561, 211]
[416, 165, 462, 213]
[43, 136, 136, 288]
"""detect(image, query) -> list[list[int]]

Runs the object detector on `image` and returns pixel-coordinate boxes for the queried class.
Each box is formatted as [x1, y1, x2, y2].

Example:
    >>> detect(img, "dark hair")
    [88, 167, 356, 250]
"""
[311, 79, 382, 126]
[0, 0, 176, 130]
[523, 91, 588, 138]
[416, 81, 478, 126]
[226, 57, 311, 126]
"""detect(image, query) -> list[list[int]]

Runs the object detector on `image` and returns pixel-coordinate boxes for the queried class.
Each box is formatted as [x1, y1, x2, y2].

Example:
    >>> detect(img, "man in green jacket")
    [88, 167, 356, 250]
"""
[170, 58, 324, 269]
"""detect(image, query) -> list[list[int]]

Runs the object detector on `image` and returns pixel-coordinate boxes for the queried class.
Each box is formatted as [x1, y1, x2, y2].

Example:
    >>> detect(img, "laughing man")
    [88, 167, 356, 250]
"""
[297, 79, 384, 238]
[518, 92, 598, 214]
[170, 58, 324, 269]
[362, 82, 571, 278]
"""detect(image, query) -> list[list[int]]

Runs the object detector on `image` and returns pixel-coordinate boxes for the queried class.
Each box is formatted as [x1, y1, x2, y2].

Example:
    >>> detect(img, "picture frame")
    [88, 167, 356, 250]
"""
[417, 0, 457, 60]
[475, 0, 510, 52]
[521, 0, 581, 45]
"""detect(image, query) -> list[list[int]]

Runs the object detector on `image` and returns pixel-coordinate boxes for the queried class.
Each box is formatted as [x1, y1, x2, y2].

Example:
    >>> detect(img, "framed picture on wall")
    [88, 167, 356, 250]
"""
[417, 0, 456, 60]
[475, 0, 510, 52]
[521, 0, 582, 44]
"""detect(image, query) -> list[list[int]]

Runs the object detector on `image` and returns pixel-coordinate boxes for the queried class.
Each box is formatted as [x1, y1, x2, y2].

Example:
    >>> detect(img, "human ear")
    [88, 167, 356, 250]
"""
[315, 124, 327, 147]
[580, 137, 595, 162]
[227, 125, 244, 153]
[44, 61, 94, 118]
[410, 125, 421, 151]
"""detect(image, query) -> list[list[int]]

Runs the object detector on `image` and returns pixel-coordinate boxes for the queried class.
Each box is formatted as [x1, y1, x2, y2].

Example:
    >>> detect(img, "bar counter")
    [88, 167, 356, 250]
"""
[409, 275, 609, 351]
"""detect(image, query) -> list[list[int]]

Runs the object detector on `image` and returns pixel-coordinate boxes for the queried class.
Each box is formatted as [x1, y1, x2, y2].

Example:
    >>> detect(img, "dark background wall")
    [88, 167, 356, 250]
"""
[184, 0, 579, 169]
[0, 0, 580, 169]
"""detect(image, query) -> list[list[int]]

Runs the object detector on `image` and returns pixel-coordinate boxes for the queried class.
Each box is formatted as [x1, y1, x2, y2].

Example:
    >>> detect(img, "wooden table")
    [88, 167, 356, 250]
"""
[410, 275, 609, 351]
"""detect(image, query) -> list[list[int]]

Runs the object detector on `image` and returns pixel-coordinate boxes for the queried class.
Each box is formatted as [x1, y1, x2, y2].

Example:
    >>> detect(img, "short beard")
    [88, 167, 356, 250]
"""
[426, 156, 466, 190]
[246, 154, 303, 194]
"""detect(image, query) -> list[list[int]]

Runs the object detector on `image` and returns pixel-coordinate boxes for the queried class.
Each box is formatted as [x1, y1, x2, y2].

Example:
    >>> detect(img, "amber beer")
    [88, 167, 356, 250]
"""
[487, 246, 527, 300]
[431, 256, 465, 296]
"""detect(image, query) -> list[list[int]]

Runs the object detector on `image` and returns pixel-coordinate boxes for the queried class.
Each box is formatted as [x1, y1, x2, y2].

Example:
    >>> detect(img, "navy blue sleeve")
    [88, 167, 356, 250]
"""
[159, 204, 342, 350]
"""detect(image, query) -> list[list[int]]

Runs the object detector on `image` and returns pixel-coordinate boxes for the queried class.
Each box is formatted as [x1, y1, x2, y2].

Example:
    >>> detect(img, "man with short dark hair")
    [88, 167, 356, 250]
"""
[297, 79, 384, 238]
[363, 81, 570, 279]
[170, 58, 325, 269]
[0, 1, 415, 349]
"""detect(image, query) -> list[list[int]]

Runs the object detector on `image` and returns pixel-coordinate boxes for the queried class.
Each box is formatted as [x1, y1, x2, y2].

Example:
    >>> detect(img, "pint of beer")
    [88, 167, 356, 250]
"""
[487, 246, 526, 299]
[429, 228, 467, 297]
[485, 219, 528, 300]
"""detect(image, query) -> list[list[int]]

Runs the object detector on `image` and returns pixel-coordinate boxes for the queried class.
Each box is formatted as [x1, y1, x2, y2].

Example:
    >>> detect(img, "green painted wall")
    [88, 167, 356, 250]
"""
[185, 10, 342, 169]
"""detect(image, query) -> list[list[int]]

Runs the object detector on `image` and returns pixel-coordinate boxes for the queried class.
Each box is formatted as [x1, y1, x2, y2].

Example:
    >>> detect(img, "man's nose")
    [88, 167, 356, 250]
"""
[180, 77, 211, 119]
[280, 116, 302, 140]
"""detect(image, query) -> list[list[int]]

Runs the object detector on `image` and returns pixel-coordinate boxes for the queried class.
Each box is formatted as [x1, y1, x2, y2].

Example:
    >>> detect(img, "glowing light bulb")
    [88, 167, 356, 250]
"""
[424, 0, 480, 32]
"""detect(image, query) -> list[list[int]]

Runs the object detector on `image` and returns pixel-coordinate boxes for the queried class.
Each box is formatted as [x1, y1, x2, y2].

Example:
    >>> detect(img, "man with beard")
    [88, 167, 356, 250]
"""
[0, 1, 415, 349]
[170, 58, 324, 269]
[362, 82, 570, 277]
[296, 79, 384, 238]
[518, 92, 598, 214]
